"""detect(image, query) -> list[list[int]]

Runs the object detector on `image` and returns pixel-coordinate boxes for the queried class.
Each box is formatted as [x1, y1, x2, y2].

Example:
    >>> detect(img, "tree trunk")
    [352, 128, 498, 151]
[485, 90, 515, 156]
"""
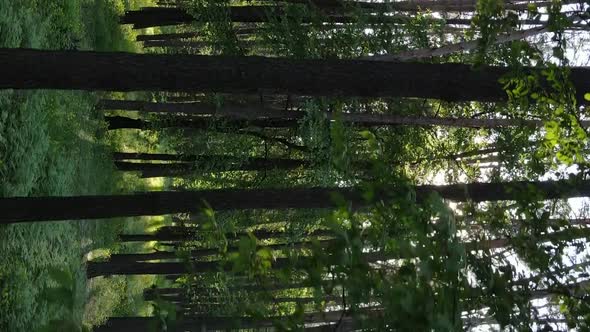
[120, 6, 420, 29]
[96, 310, 353, 331]
[136, 27, 259, 42]
[111, 238, 335, 263]
[137, 31, 201, 41]
[98, 99, 299, 119]
[3, 178, 590, 223]
[105, 115, 298, 131]
[118, 227, 334, 242]
[121, 4, 558, 29]
[364, 26, 551, 61]
[99, 99, 589, 129]
[276, 0, 554, 13]
[113, 152, 197, 162]
[3, 49, 590, 104]
[93, 317, 161, 332]
[142, 39, 261, 49]
[87, 251, 386, 277]
[114, 158, 309, 178]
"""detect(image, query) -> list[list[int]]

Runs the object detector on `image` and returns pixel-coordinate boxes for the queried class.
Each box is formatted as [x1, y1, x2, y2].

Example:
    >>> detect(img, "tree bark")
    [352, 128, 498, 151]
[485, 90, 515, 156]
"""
[120, 6, 420, 28]
[97, 99, 299, 119]
[96, 310, 353, 331]
[87, 251, 386, 277]
[137, 31, 201, 41]
[110, 238, 335, 263]
[115, 159, 309, 178]
[2, 178, 590, 223]
[118, 227, 334, 242]
[105, 115, 298, 130]
[99, 99, 590, 129]
[142, 40, 261, 49]
[275, 0, 554, 13]
[3, 48, 590, 104]
[364, 26, 551, 61]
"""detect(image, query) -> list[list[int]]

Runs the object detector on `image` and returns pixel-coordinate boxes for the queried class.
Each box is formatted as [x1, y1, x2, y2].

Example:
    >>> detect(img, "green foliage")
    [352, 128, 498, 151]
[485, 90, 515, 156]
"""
[0, 0, 141, 330]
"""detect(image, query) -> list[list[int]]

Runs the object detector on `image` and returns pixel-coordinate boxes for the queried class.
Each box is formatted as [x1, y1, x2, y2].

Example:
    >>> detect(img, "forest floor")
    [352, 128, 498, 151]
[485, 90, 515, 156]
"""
[0, 0, 159, 330]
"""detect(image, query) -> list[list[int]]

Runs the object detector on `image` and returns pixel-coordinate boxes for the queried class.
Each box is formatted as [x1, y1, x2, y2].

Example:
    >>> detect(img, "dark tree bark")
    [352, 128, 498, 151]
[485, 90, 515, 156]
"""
[110, 238, 335, 263]
[121, 4, 556, 29]
[105, 115, 298, 130]
[96, 310, 354, 331]
[142, 39, 261, 49]
[118, 227, 334, 242]
[114, 158, 309, 178]
[2, 178, 590, 223]
[275, 0, 553, 13]
[136, 27, 259, 42]
[87, 251, 386, 277]
[136, 31, 201, 41]
[93, 317, 160, 332]
[120, 6, 421, 28]
[99, 99, 587, 129]
[113, 151, 196, 161]
[3, 49, 590, 104]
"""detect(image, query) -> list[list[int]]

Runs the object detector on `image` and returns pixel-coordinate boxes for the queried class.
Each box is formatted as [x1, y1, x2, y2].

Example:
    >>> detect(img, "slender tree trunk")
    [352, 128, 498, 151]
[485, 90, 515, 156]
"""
[3, 178, 590, 223]
[120, 6, 419, 28]
[122, 4, 558, 29]
[87, 251, 386, 277]
[3, 49, 590, 104]
[137, 31, 201, 41]
[364, 26, 551, 61]
[99, 99, 590, 129]
[113, 152, 196, 161]
[143, 40, 261, 49]
[118, 227, 334, 242]
[105, 115, 298, 130]
[111, 238, 335, 263]
[276, 0, 554, 13]
[97, 99, 298, 119]
[136, 27, 259, 42]
[114, 158, 309, 178]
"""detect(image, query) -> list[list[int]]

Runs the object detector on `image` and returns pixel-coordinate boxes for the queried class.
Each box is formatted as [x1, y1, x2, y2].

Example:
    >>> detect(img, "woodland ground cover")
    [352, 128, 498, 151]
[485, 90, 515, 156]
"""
[1, 0, 590, 331]
[0, 0, 162, 330]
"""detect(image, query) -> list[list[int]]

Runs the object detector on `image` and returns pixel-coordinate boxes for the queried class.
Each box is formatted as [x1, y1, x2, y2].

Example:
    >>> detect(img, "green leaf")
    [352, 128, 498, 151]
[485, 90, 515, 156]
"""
[584, 92, 590, 101]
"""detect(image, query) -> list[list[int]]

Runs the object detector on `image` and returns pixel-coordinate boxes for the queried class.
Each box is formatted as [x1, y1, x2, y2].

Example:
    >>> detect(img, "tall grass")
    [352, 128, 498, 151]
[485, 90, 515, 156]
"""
[0, 0, 156, 330]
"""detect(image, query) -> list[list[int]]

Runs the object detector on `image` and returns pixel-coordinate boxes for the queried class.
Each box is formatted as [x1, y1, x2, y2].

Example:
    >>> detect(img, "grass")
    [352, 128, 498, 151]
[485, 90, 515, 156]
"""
[0, 0, 157, 330]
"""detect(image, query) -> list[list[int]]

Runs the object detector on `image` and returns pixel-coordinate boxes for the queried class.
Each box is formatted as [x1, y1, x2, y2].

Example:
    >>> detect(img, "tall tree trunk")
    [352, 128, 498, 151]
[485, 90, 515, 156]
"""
[2, 178, 590, 223]
[120, 6, 420, 28]
[93, 317, 161, 332]
[105, 115, 298, 130]
[275, 0, 554, 13]
[3, 49, 590, 104]
[114, 158, 308, 178]
[143, 40, 261, 49]
[136, 27, 259, 42]
[113, 152, 196, 161]
[87, 251, 386, 277]
[363, 26, 551, 61]
[137, 31, 201, 41]
[118, 227, 334, 242]
[98, 99, 298, 119]
[96, 310, 353, 331]
[99, 99, 589, 129]
[111, 238, 335, 263]
[122, 4, 558, 29]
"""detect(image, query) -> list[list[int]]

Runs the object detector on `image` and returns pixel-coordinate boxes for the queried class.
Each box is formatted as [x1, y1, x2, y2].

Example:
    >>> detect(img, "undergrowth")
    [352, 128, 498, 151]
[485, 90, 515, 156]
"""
[0, 0, 154, 330]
